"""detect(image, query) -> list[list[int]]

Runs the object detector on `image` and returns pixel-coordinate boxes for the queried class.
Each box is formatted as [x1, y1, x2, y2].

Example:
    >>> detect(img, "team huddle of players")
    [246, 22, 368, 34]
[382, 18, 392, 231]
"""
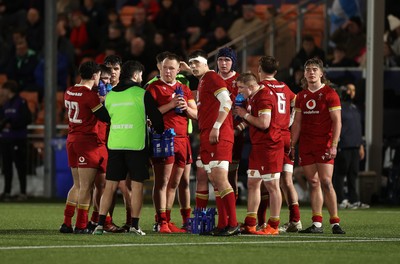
[59, 47, 346, 236]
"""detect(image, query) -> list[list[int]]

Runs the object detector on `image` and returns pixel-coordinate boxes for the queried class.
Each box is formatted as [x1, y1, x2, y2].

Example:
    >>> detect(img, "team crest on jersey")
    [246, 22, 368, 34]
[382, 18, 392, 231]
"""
[304, 94, 307, 98]
[211, 152, 214, 157]
[261, 166, 264, 171]
[318, 93, 323, 100]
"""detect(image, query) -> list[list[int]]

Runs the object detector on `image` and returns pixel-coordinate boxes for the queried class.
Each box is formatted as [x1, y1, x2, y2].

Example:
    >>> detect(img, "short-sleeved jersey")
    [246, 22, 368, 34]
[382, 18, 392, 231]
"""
[64, 84, 102, 142]
[147, 79, 194, 137]
[260, 79, 296, 132]
[221, 71, 242, 128]
[294, 84, 341, 144]
[221, 71, 239, 100]
[247, 87, 281, 145]
[197, 71, 233, 142]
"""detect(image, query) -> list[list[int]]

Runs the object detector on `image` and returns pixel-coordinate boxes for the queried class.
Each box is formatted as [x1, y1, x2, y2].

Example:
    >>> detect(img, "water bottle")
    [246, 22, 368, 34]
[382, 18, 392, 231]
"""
[162, 128, 176, 156]
[175, 86, 184, 114]
[106, 83, 112, 93]
[152, 131, 162, 157]
[98, 80, 107, 96]
[234, 93, 246, 121]
[235, 93, 245, 107]
[169, 128, 176, 156]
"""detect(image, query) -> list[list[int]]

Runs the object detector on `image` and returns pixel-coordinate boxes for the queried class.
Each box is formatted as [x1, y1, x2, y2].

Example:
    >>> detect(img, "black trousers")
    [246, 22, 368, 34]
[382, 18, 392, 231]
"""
[1, 138, 27, 195]
[333, 148, 360, 203]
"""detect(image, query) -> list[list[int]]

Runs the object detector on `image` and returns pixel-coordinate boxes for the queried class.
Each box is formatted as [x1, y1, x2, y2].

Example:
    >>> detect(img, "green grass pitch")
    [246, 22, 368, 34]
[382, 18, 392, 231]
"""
[1, 201, 400, 264]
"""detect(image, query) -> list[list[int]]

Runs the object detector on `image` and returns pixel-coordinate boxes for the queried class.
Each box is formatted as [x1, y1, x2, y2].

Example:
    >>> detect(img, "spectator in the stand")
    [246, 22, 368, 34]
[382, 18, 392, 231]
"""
[333, 83, 369, 210]
[384, 39, 400, 67]
[228, 4, 263, 54]
[99, 23, 126, 54]
[228, 3, 260, 41]
[95, 43, 118, 65]
[56, 17, 77, 88]
[330, 16, 366, 62]
[214, 0, 243, 30]
[291, 35, 326, 70]
[387, 14, 400, 56]
[106, 8, 121, 26]
[7, 38, 39, 92]
[129, 6, 157, 43]
[0, 80, 32, 201]
[137, 0, 160, 22]
[287, 66, 304, 95]
[9, 27, 26, 55]
[153, 30, 179, 56]
[0, 0, 26, 39]
[328, 0, 362, 35]
[24, 7, 44, 53]
[155, 0, 181, 37]
[69, 11, 90, 65]
[180, 0, 215, 52]
[80, 0, 108, 50]
[202, 26, 232, 53]
[124, 36, 157, 82]
[327, 45, 358, 67]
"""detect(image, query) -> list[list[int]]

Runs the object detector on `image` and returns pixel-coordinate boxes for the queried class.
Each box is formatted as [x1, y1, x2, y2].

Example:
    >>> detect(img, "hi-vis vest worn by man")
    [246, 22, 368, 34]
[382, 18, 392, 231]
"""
[105, 86, 146, 150]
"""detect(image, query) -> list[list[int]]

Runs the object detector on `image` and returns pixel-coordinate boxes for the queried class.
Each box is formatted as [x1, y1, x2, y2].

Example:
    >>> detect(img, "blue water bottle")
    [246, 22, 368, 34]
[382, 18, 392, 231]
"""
[175, 86, 184, 114]
[235, 93, 246, 121]
[106, 83, 112, 93]
[152, 131, 162, 157]
[235, 93, 245, 107]
[98, 80, 107, 96]
[168, 128, 176, 156]
[162, 128, 176, 156]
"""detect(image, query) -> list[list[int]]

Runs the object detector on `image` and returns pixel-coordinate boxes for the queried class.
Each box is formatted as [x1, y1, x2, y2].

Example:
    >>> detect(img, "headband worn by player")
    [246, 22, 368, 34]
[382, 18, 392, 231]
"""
[189, 56, 208, 65]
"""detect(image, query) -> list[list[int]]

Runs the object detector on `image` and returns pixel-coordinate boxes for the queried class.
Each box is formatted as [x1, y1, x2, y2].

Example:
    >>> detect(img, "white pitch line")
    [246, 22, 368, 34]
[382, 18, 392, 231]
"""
[1, 238, 400, 251]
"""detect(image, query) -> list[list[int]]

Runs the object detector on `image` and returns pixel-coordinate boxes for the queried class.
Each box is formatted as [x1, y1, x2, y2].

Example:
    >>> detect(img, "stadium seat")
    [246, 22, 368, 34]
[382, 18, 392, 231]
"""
[279, 4, 298, 36]
[254, 4, 273, 21]
[303, 3, 325, 47]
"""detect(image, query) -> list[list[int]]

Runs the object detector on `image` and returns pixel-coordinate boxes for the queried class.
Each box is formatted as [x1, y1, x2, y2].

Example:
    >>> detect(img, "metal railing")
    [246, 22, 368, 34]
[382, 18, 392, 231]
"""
[207, 0, 328, 71]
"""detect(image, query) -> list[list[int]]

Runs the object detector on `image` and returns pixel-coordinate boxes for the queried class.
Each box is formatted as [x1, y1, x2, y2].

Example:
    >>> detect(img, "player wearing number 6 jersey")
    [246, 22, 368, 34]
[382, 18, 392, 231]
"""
[60, 61, 110, 234]
[258, 56, 302, 232]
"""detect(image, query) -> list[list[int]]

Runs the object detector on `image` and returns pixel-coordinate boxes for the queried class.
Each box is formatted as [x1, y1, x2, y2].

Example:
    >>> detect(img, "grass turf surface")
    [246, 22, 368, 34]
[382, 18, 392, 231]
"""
[0, 202, 400, 264]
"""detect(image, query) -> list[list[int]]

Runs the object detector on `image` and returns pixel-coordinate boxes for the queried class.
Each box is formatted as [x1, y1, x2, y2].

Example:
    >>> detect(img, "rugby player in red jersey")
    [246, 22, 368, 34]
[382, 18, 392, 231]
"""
[188, 50, 239, 236]
[147, 53, 197, 233]
[258, 56, 302, 232]
[290, 57, 345, 234]
[60, 61, 110, 234]
[194, 47, 242, 210]
[234, 72, 283, 235]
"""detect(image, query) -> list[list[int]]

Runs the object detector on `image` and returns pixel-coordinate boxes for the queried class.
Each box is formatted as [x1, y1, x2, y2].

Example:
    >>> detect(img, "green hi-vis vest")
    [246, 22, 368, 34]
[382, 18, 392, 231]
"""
[105, 87, 146, 150]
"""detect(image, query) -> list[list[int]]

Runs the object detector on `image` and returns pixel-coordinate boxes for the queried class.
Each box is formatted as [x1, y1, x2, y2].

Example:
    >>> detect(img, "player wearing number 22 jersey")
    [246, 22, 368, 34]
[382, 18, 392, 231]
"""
[61, 61, 111, 234]
[65, 84, 104, 169]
